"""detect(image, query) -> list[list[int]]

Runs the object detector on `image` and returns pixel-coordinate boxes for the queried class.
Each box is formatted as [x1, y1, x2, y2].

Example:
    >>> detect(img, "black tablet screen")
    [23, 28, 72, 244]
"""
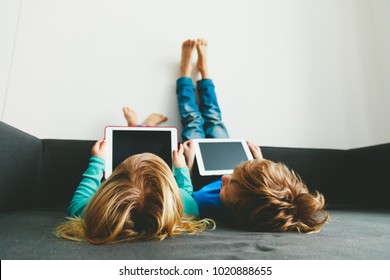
[112, 130, 172, 170]
[198, 142, 249, 171]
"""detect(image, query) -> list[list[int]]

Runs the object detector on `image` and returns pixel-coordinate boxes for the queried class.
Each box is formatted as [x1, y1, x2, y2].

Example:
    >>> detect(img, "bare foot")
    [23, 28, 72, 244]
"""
[142, 113, 168, 126]
[180, 39, 196, 77]
[196, 38, 209, 79]
[123, 106, 138, 126]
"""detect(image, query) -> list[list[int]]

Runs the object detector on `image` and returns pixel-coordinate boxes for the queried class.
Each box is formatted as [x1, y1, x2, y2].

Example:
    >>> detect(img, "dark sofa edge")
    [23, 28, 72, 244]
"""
[346, 142, 390, 208]
[0, 121, 43, 212]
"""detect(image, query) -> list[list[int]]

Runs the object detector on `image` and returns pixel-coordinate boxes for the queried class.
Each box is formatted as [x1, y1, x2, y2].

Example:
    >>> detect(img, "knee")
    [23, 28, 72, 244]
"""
[182, 111, 204, 126]
[202, 108, 222, 122]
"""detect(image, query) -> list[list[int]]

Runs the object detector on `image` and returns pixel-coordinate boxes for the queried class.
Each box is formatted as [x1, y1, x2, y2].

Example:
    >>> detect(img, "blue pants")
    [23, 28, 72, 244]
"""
[176, 77, 229, 141]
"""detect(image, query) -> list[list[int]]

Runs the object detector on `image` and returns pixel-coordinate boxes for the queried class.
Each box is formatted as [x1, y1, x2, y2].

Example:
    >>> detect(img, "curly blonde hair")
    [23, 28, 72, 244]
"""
[55, 153, 213, 244]
[228, 159, 328, 233]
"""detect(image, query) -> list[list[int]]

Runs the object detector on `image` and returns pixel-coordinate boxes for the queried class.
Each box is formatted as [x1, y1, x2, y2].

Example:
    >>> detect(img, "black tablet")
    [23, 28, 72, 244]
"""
[104, 126, 177, 178]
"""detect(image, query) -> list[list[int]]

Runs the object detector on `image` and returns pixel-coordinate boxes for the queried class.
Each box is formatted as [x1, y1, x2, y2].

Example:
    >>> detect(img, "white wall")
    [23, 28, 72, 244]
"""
[0, 0, 22, 121]
[1, 0, 389, 149]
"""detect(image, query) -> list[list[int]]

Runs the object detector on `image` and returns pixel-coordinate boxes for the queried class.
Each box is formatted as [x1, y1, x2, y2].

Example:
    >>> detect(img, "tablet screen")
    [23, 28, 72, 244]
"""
[112, 130, 173, 169]
[194, 139, 253, 176]
[199, 142, 249, 170]
[105, 127, 177, 178]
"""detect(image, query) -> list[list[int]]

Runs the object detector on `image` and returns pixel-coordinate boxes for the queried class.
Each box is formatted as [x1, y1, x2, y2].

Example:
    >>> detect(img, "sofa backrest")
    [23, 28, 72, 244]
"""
[36, 139, 95, 210]
[0, 122, 42, 212]
[1, 121, 389, 212]
[262, 146, 348, 208]
[347, 144, 390, 208]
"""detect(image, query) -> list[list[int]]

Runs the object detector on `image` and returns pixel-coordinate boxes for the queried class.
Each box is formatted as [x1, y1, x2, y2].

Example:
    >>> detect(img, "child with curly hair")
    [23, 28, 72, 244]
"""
[175, 38, 328, 233]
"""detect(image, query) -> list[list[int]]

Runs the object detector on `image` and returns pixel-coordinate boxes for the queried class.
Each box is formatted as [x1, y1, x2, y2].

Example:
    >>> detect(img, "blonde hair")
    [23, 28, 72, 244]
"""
[55, 153, 213, 244]
[229, 159, 328, 233]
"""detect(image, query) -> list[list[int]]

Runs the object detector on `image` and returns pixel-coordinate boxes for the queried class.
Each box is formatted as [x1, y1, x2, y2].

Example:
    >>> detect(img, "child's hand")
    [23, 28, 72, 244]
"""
[173, 143, 187, 168]
[183, 140, 196, 161]
[247, 141, 263, 159]
[91, 139, 106, 159]
[183, 140, 196, 171]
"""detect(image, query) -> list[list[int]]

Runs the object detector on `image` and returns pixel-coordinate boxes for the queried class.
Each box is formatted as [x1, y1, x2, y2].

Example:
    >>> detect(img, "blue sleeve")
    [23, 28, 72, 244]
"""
[67, 156, 105, 217]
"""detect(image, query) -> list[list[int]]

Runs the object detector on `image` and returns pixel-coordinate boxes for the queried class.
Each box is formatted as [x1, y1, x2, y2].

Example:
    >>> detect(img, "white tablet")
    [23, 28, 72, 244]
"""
[193, 138, 254, 176]
[104, 126, 178, 179]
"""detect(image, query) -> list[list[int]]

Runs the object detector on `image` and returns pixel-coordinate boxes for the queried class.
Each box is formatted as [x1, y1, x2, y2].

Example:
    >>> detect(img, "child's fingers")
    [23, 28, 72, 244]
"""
[247, 141, 257, 151]
[172, 149, 186, 168]
[93, 140, 100, 147]
[95, 139, 105, 150]
[183, 140, 195, 152]
[247, 141, 263, 159]
[178, 143, 184, 154]
[91, 139, 105, 156]
[173, 149, 181, 160]
[99, 139, 106, 150]
[184, 140, 193, 148]
[92, 140, 101, 151]
[91, 140, 100, 156]
[247, 141, 256, 151]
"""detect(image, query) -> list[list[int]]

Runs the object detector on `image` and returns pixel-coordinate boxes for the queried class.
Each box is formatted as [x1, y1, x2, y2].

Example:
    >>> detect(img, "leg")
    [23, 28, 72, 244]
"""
[177, 40, 205, 141]
[196, 39, 229, 138]
[123, 106, 168, 126]
[141, 113, 168, 126]
[123, 107, 138, 126]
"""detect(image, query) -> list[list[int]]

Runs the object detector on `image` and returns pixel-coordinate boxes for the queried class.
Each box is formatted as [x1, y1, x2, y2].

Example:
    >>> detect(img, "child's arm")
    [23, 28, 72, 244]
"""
[174, 166, 193, 195]
[173, 144, 199, 216]
[173, 143, 194, 195]
[67, 140, 106, 216]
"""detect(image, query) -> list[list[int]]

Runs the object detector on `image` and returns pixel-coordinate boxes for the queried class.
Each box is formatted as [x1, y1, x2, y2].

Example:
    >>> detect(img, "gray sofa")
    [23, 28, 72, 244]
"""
[1, 121, 389, 259]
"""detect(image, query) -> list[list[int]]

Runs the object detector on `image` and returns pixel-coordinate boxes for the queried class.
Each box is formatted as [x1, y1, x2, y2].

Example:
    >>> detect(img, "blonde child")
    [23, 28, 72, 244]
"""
[55, 112, 213, 244]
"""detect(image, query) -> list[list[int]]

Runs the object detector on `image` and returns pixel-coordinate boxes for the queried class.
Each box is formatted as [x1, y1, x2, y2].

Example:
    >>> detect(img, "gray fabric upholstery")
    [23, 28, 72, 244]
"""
[1, 121, 389, 259]
[1, 210, 389, 260]
[0, 122, 42, 211]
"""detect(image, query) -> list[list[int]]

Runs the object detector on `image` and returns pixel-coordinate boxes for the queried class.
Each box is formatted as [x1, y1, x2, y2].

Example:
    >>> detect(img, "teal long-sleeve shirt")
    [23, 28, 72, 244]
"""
[67, 156, 199, 217]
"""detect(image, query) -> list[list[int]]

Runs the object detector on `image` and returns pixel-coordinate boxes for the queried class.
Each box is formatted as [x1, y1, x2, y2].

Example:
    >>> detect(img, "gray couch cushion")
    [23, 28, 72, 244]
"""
[1, 209, 389, 259]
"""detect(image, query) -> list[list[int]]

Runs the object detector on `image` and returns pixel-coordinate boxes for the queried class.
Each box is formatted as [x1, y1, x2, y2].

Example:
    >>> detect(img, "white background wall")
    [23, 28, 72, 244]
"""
[1, 0, 389, 149]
